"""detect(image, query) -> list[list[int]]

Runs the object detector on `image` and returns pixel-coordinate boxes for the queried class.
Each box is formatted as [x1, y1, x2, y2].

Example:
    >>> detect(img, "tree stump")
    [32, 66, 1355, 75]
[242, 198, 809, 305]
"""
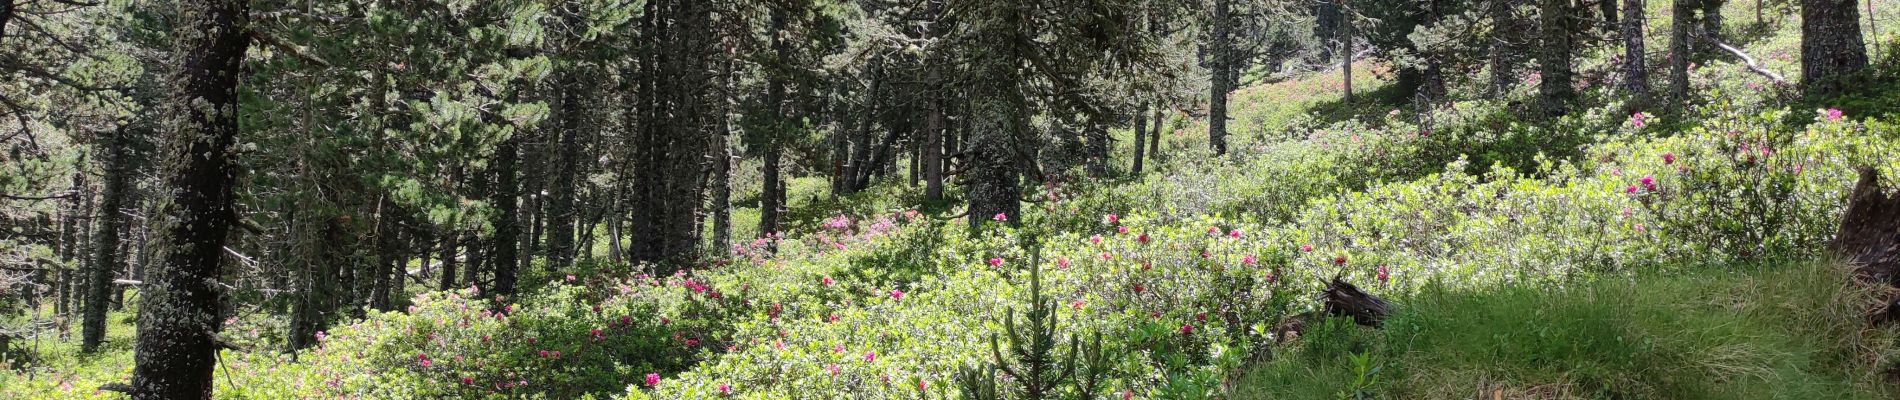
[1322, 277, 1393, 327]
[1833, 168, 1900, 284]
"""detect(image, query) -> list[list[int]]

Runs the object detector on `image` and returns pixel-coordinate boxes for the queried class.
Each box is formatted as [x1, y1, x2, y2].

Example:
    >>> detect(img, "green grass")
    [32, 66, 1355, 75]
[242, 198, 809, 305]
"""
[1235, 263, 1900, 399]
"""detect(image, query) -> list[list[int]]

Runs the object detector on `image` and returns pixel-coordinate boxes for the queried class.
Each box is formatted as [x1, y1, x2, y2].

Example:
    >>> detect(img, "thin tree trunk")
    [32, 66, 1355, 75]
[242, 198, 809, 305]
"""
[1132, 103, 1148, 174]
[83, 127, 130, 353]
[131, 0, 250, 396]
[1341, 0, 1355, 103]
[1209, 0, 1233, 156]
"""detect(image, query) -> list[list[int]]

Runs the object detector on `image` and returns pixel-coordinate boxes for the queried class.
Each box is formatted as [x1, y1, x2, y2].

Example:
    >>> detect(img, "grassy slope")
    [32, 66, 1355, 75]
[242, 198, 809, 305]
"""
[1230, 1, 1900, 398]
[1237, 264, 1900, 399]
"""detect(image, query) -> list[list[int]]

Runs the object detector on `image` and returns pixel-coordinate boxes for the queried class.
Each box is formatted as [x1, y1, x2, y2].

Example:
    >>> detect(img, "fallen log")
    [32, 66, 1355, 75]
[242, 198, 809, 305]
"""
[1322, 277, 1393, 327]
[1272, 278, 1394, 343]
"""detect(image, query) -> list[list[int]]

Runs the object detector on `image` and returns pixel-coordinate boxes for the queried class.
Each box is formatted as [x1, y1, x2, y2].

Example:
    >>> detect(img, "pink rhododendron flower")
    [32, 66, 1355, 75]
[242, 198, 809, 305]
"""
[1105, 213, 1119, 223]
[1071, 300, 1086, 309]
[1180, 323, 1194, 334]
[890, 289, 905, 300]
[1626, 185, 1639, 194]
[1117, 226, 1129, 234]
[1207, 226, 1221, 235]
[919, 380, 928, 391]
[1091, 235, 1103, 244]
[1301, 244, 1313, 252]
[1333, 255, 1347, 265]
[565, 274, 576, 282]
[1230, 228, 1242, 238]
[989, 257, 1004, 267]
[1663, 152, 1676, 165]
[1376, 265, 1391, 283]
[833, 344, 844, 353]
[645, 373, 660, 386]
[828, 313, 840, 322]
[463, 377, 475, 385]
[864, 351, 877, 362]
[1056, 257, 1071, 269]
[718, 383, 732, 395]
[1242, 255, 1256, 265]
[1132, 283, 1145, 294]
[827, 364, 841, 375]
[993, 213, 1008, 221]
[1630, 112, 1646, 128]
[686, 338, 700, 347]
[822, 276, 834, 286]
[1826, 108, 1844, 121]
[1137, 233, 1150, 244]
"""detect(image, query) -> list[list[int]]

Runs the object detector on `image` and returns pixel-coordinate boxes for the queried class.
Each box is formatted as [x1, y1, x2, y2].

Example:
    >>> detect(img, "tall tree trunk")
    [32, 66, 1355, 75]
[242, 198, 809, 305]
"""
[965, 2, 1029, 229]
[83, 127, 130, 353]
[710, 46, 735, 254]
[759, 5, 789, 238]
[489, 135, 520, 297]
[545, 70, 585, 273]
[923, 44, 946, 202]
[1623, 0, 1652, 109]
[131, 0, 250, 396]
[1341, 0, 1355, 103]
[1800, 0, 1868, 97]
[1208, 0, 1233, 156]
[1489, 0, 1519, 95]
[1537, 0, 1577, 117]
[1670, 0, 1695, 104]
[628, 0, 717, 268]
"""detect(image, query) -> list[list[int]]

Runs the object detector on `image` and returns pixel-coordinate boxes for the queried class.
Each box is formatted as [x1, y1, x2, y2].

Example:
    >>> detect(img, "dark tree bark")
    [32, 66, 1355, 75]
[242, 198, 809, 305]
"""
[627, 0, 718, 268]
[545, 70, 586, 272]
[0, 0, 13, 45]
[83, 127, 130, 353]
[370, 200, 397, 311]
[489, 135, 521, 297]
[1537, 0, 1577, 117]
[1131, 103, 1148, 174]
[1489, 0, 1521, 96]
[1835, 168, 1900, 283]
[964, 2, 1030, 229]
[1670, 0, 1695, 104]
[758, 5, 789, 238]
[1321, 278, 1392, 327]
[1799, 0, 1868, 97]
[131, 0, 250, 397]
[1148, 107, 1163, 164]
[1208, 0, 1233, 156]
[1703, 0, 1726, 43]
[286, 213, 340, 353]
[1623, 0, 1652, 108]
